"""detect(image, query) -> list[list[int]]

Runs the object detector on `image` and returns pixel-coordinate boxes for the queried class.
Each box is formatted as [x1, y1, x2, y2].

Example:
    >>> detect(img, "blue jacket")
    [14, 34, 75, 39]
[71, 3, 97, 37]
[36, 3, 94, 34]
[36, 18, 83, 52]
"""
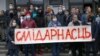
[81, 13, 96, 38]
[48, 21, 61, 27]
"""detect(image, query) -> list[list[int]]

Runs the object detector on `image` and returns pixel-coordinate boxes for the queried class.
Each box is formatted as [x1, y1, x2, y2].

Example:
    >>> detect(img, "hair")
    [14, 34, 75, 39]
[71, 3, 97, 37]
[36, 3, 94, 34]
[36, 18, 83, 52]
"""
[9, 18, 19, 28]
[51, 15, 56, 19]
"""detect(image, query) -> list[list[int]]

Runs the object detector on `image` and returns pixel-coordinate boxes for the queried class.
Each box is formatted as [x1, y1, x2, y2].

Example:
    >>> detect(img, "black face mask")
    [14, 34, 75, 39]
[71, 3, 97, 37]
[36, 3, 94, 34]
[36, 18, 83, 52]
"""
[10, 13, 14, 18]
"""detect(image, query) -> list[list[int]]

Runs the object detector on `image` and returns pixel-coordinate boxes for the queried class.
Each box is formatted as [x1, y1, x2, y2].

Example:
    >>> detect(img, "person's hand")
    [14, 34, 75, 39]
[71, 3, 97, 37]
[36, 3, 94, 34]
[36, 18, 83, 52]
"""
[25, 27, 29, 29]
[92, 38, 95, 41]
[11, 41, 15, 44]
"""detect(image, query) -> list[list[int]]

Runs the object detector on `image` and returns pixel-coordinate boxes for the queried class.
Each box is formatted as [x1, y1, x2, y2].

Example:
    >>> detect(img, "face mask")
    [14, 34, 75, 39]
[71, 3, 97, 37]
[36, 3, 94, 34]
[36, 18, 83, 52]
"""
[35, 7, 38, 10]
[53, 18, 57, 21]
[12, 22, 16, 27]
[65, 12, 69, 15]
[62, 8, 66, 11]
[9, 6, 14, 9]
[58, 10, 62, 13]
[26, 15, 31, 20]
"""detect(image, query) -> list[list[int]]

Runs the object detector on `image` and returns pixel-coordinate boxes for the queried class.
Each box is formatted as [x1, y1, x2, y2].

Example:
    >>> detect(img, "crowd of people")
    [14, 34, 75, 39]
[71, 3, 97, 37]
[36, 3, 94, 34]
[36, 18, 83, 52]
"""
[0, 3, 100, 56]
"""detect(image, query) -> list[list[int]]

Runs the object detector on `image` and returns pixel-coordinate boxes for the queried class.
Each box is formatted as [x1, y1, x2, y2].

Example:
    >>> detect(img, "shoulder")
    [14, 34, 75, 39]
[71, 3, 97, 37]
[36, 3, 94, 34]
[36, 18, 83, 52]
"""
[68, 22, 73, 26]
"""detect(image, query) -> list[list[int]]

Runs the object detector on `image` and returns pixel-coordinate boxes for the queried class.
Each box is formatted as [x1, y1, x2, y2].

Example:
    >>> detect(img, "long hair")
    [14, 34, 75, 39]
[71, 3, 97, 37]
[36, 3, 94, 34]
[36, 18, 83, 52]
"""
[9, 19, 19, 28]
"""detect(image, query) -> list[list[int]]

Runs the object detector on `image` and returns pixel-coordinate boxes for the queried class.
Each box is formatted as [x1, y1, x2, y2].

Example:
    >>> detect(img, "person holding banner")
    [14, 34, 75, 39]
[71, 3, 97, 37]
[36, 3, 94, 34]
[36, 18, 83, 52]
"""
[81, 6, 97, 56]
[48, 15, 61, 56]
[95, 7, 100, 53]
[6, 19, 19, 56]
[21, 13, 37, 56]
[68, 14, 83, 56]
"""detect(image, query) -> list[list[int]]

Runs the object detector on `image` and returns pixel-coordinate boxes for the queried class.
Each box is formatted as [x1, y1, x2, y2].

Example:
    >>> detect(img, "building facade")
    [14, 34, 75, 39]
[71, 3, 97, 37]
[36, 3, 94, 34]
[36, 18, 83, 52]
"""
[0, 0, 100, 12]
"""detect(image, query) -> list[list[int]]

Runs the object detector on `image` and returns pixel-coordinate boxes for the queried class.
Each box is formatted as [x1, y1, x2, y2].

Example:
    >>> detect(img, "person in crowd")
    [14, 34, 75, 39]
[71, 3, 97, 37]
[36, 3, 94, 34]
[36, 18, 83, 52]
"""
[95, 7, 100, 53]
[81, 6, 97, 56]
[29, 4, 34, 12]
[6, 3, 15, 19]
[17, 6, 21, 19]
[56, 7, 65, 26]
[68, 7, 77, 23]
[75, 8, 82, 20]
[6, 3, 16, 26]
[81, 6, 95, 25]
[48, 15, 61, 56]
[68, 14, 83, 56]
[95, 7, 100, 24]
[58, 5, 66, 13]
[30, 5, 38, 20]
[63, 10, 70, 26]
[45, 6, 54, 26]
[21, 13, 37, 56]
[0, 10, 7, 41]
[19, 11, 26, 24]
[6, 19, 19, 56]
[36, 6, 45, 27]
[48, 15, 61, 27]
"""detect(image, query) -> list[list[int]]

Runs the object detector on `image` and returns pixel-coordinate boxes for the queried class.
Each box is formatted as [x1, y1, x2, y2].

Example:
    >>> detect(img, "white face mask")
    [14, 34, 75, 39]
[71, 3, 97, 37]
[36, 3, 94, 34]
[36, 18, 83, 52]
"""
[12, 22, 16, 27]
[58, 10, 62, 13]
[26, 15, 31, 19]
[35, 7, 38, 10]
[53, 18, 57, 21]
[9, 6, 14, 9]
[62, 8, 66, 11]
[65, 12, 69, 15]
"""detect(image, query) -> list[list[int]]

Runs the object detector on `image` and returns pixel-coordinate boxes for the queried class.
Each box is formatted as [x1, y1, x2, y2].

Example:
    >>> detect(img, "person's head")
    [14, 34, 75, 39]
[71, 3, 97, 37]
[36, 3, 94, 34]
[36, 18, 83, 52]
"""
[30, 5, 34, 10]
[9, 19, 17, 28]
[46, 6, 52, 13]
[21, 11, 25, 16]
[35, 6, 38, 11]
[52, 15, 57, 22]
[72, 14, 78, 22]
[65, 10, 69, 15]
[58, 6, 63, 13]
[9, 3, 14, 9]
[23, 8, 28, 13]
[0, 10, 4, 16]
[71, 7, 76, 15]
[85, 6, 92, 13]
[25, 14, 31, 20]
[17, 6, 21, 11]
[38, 9, 42, 13]
[62, 6, 66, 11]
[97, 7, 100, 13]
[75, 8, 80, 14]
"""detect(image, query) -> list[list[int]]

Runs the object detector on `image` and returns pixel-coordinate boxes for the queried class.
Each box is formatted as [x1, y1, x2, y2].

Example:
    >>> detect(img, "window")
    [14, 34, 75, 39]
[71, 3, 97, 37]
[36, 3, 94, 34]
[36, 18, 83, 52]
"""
[84, 0, 92, 3]
[49, 0, 63, 5]
[16, 0, 29, 5]
[30, 0, 43, 4]
[69, 0, 83, 12]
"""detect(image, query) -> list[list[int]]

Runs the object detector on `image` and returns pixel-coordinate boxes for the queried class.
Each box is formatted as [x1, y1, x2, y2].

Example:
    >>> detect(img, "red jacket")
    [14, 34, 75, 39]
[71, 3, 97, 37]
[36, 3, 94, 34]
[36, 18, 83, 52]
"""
[21, 19, 37, 28]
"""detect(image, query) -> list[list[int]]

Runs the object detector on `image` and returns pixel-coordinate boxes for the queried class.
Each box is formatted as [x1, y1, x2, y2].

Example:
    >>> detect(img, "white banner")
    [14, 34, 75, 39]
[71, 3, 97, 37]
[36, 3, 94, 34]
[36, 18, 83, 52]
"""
[15, 26, 92, 44]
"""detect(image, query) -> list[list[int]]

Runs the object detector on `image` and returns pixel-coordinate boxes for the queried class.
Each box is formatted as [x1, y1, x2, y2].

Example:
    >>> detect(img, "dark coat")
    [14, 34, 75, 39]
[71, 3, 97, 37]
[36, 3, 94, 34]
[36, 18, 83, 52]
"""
[0, 15, 7, 29]
[6, 27, 18, 49]
[56, 12, 65, 26]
